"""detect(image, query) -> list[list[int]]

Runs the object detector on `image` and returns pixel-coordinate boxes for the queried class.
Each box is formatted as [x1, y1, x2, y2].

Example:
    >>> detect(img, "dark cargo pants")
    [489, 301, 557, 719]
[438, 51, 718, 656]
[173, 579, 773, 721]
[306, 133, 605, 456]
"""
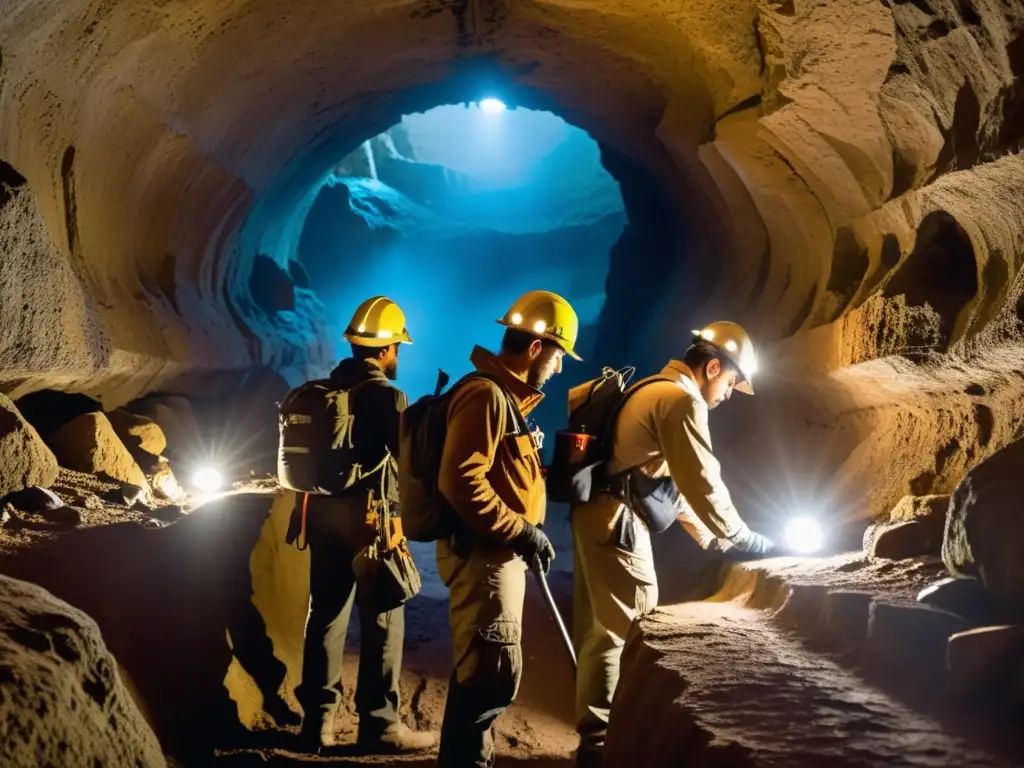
[296, 496, 404, 742]
[436, 537, 527, 768]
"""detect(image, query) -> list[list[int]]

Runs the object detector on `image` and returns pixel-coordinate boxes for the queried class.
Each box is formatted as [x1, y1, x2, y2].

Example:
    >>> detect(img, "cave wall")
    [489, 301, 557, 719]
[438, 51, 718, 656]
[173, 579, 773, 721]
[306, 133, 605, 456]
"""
[0, 0, 1022, 524]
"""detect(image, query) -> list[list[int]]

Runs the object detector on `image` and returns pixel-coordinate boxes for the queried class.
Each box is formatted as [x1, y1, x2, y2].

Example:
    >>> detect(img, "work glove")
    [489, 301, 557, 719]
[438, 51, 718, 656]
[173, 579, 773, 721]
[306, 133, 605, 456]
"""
[725, 527, 776, 558]
[510, 521, 556, 574]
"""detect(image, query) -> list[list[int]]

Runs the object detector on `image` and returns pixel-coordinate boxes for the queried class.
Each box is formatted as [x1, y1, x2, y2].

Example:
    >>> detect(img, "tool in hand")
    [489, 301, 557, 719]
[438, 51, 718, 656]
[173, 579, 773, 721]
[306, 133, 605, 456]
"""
[531, 557, 577, 670]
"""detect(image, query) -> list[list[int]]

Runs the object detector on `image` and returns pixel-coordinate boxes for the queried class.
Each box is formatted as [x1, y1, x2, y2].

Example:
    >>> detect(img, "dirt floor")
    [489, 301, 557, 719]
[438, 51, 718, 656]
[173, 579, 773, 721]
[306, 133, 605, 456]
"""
[0, 473, 582, 766]
[217, 513, 581, 766]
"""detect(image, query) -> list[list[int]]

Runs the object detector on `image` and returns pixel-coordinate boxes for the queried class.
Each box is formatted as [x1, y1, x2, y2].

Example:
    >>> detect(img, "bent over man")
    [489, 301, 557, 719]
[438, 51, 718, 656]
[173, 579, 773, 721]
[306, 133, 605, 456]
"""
[285, 296, 436, 755]
[435, 290, 581, 768]
[571, 321, 776, 767]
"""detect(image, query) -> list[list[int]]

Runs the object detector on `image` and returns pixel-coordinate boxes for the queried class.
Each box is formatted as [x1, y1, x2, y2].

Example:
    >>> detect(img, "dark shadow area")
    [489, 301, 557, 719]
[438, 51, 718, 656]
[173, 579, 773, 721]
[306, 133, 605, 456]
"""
[251, 254, 297, 314]
[0, 494, 287, 763]
[825, 227, 869, 322]
[882, 210, 978, 351]
[14, 389, 103, 444]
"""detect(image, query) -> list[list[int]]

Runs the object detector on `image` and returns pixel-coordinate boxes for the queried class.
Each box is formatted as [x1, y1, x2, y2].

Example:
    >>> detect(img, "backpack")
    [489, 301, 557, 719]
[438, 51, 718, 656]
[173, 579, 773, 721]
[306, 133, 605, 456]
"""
[547, 366, 672, 506]
[277, 378, 374, 495]
[398, 369, 529, 543]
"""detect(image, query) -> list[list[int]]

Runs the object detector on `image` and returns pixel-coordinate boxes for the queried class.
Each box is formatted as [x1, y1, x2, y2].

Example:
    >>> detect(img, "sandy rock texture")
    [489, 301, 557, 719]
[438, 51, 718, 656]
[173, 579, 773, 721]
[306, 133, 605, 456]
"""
[606, 555, 1022, 767]
[0, 0, 1019, 538]
[107, 408, 167, 458]
[51, 412, 151, 492]
[0, 0, 1016, 400]
[0, 573, 165, 767]
[0, 393, 60, 497]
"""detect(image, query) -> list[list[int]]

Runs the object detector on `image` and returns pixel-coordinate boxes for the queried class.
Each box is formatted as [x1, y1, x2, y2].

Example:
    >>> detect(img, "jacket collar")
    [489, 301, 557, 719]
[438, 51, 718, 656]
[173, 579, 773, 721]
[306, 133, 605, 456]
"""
[470, 345, 544, 416]
[662, 359, 704, 402]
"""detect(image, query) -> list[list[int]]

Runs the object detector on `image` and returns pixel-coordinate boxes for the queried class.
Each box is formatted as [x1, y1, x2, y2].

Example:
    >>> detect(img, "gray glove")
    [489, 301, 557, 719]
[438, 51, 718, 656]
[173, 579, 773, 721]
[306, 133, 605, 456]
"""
[510, 521, 556, 573]
[726, 527, 776, 557]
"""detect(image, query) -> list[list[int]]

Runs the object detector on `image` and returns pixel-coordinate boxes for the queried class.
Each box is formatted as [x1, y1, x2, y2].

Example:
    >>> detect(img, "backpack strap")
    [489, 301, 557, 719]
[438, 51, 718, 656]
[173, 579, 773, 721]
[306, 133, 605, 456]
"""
[598, 375, 678, 458]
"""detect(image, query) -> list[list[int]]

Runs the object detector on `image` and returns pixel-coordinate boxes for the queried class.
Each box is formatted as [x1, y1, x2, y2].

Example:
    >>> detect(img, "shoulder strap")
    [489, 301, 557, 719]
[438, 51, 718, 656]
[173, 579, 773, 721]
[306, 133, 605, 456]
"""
[599, 375, 677, 452]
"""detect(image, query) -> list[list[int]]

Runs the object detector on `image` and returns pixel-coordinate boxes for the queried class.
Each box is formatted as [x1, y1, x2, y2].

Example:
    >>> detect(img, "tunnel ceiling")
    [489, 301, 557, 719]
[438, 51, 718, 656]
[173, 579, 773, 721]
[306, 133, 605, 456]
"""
[0, 0, 1023, 422]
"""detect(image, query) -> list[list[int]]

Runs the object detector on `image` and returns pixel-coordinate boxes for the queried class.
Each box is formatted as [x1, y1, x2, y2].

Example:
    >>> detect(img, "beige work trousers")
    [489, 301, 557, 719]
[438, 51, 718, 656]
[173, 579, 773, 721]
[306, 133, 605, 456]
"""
[571, 495, 659, 751]
[436, 537, 527, 767]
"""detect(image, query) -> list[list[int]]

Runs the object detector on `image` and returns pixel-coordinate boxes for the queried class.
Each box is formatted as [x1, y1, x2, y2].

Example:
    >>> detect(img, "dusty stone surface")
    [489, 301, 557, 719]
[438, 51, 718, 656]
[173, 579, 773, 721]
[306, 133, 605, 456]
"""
[889, 494, 950, 525]
[107, 408, 167, 457]
[0, 393, 60, 498]
[606, 601, 1012, 767]
[0, 574, 165, 767]
[944, 436, 1024, 613]
[51, 412, 151, 493]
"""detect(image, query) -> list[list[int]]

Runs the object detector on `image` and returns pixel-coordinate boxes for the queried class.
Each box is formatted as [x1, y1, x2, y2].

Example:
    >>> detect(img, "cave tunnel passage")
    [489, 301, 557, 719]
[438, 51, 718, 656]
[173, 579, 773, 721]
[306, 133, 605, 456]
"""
[295, 100, 632, 457]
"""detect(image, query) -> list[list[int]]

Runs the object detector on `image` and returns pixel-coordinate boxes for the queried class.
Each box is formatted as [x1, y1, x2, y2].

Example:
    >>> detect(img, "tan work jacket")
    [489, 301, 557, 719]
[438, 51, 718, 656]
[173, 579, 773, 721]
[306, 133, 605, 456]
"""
[605, 360, 746, 546]
[437, 346, 546, 543]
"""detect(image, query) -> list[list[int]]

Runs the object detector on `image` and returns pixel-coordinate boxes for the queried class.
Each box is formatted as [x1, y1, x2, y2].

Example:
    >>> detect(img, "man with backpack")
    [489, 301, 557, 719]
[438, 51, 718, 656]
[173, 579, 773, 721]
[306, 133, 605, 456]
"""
[567, 321, 776, 767]
[397, 289, 580, 768]
[278, 296, 436, 755]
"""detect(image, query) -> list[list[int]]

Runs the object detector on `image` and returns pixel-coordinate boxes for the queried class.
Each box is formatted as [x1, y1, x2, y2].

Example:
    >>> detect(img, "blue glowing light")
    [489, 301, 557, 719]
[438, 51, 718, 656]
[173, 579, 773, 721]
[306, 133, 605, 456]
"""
[478, 98, 507, 115]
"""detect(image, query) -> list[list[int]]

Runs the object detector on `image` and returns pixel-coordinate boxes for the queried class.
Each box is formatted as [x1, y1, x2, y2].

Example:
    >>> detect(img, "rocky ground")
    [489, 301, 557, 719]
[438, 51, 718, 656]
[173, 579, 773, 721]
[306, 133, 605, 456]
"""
[216, 509, 580, 767]
[1, 386, 1024, 767]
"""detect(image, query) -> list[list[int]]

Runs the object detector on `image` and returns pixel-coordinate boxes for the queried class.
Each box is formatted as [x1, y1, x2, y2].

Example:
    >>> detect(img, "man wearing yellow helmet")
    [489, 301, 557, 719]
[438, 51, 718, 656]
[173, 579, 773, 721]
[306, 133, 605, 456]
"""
[292, 296, 436, 755]
[571, 321, 774, 768]
[434, 290, 580, 768]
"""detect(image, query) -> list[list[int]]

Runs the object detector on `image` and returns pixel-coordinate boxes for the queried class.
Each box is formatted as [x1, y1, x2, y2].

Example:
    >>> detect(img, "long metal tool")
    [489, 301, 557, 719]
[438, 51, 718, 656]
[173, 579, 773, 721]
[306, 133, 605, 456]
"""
[532, 558, 577, 671]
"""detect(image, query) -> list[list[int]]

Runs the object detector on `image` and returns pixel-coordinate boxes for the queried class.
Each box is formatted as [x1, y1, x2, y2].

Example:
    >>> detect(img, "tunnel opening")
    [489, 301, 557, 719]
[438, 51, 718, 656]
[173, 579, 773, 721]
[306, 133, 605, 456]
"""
[882, 210, 978, 351]
[293, 99, 647, 458]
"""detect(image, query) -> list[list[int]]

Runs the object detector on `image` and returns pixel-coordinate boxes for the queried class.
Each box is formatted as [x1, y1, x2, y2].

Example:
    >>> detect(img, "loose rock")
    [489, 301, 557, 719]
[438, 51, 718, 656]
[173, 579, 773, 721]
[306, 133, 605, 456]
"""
[50, 413, 150, 494]
[106, 409, 167, 458]
[947, 625, 1024, 698]
[0, 393, 60, 498]
[3, 485, 63, 513]
[126, 396, 202, 461]
[0, 574, 166, 767]
[149, 505, 184, 523]
[867, 602, 970, 684]
[102, 482, 145, 508]
[151, 464, 184, 501]
[944, 437, 1024, 613]
[864, 519, 942, 560]
[918, 577, 1001, 624]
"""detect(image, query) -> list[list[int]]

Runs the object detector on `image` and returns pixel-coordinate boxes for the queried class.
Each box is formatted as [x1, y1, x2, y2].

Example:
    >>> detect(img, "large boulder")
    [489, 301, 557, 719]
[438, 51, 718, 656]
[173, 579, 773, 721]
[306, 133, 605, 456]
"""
[127, 396, 202, 462]
[50, 413, 150, 492]
[107, 408, 167, 458]
[0, 574, 165, 766]
[0, 393, 59, 497]
[944, 438, 1024, 613]
[863, 495, 949, 560]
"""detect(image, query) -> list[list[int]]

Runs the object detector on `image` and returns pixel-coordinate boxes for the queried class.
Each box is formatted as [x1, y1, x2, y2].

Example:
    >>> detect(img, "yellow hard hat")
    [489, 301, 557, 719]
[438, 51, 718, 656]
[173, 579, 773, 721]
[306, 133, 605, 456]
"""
[692, 321, 757, 395]
[343, 296, 413, 347]
[497, 290, 582, 361]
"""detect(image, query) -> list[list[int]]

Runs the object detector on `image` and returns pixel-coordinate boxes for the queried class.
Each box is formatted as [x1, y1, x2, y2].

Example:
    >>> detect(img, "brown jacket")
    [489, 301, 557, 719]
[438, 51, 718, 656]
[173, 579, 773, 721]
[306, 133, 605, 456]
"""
[437, 346, 546, 542]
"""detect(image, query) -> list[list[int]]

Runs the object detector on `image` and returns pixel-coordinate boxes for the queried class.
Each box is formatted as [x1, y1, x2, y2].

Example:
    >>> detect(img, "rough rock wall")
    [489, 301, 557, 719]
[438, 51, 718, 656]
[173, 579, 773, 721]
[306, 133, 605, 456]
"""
[0, 574, 166, 766]
[0, 0, 1022, 518]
